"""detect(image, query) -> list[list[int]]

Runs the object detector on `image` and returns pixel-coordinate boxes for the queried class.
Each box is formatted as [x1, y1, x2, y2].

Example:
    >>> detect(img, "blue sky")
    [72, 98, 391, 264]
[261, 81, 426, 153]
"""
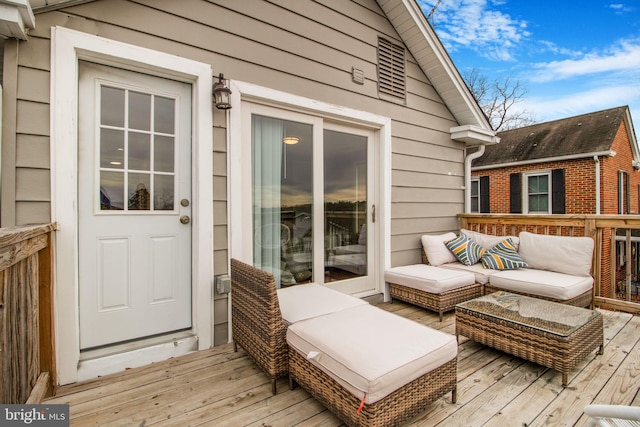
[417, 0, 640, 132]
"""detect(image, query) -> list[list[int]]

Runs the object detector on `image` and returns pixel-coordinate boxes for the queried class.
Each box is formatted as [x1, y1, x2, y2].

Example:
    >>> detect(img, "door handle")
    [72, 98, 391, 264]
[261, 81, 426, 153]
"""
[371, 204, 376, 223]
[180, 215, 190, 224]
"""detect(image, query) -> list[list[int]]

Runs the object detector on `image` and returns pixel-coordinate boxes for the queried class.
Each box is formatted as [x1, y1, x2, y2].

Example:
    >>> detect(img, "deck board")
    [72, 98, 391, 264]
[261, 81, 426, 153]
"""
[45, 301, 640, 426]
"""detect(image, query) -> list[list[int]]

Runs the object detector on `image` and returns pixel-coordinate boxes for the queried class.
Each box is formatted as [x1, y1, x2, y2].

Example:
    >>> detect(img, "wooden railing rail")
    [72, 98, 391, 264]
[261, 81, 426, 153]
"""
[459, 214, 640, 315]
[0, 223, 56, 404]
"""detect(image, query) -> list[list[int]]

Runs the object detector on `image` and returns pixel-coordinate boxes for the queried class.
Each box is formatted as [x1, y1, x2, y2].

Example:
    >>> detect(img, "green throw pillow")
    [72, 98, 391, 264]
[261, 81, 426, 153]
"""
[445, 233, 486, 265]
[481, 238, 527, 270]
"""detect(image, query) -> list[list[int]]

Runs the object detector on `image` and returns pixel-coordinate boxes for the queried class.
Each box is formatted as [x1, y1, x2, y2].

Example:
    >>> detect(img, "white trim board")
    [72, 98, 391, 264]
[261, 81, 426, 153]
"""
[51, 27, 214, 385]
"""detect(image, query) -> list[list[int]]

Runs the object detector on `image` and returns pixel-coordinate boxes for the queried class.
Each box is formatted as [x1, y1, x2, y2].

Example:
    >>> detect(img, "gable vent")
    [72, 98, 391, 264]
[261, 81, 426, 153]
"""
[377, 37, 406, 100]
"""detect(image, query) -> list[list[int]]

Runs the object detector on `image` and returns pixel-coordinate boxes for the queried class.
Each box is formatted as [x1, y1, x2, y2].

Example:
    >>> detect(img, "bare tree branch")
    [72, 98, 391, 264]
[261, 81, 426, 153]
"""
[462, 68, 537, 131]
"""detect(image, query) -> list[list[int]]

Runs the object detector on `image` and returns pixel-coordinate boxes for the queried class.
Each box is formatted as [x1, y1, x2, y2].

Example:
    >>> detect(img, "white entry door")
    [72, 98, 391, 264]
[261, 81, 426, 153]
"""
[78, 62, 192, 350]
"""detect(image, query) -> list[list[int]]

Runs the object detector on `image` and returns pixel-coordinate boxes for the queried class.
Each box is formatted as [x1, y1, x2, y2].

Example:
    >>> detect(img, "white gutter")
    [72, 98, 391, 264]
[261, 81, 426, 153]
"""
[472, 150, 616, 171]
[464, 145, 485, 213]
[594, 155, 601, 215]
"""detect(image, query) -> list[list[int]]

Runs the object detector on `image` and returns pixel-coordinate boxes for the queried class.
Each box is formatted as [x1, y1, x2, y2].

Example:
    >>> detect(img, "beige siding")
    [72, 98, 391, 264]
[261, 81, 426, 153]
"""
[16, 135, 50, 168]
[8, 0, 466, 345]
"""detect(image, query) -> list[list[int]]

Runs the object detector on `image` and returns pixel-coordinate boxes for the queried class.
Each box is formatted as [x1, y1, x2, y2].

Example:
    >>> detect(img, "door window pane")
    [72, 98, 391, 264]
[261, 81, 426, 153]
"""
[154, 96, 175, 134]
[154, 174, 174, 210]
[154, 136, 175, 173]
[100, 129, 124, 169]
[324, 130, 367, 281]
[128, 173, 150, 210]
[99, 83, 178, 212]
[100, 171, 124, 210]
[100, 86, 125, 127]
[128, 91, 151, 131]
[128, 131, 151, 171]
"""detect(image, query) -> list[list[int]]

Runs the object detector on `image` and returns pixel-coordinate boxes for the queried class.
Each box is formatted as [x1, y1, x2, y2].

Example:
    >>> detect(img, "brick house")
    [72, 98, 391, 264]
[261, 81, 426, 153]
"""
[471, 105, 640, 296]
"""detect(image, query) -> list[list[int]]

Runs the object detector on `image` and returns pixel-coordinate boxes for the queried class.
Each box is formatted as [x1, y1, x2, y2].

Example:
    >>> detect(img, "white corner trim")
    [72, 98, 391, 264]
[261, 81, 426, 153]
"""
[51, 26, 213, 385]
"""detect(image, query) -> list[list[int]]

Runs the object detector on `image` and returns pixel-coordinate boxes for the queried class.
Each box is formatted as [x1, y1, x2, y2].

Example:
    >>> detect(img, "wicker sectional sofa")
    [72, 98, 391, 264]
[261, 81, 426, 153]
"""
[386, 230, 595, 318]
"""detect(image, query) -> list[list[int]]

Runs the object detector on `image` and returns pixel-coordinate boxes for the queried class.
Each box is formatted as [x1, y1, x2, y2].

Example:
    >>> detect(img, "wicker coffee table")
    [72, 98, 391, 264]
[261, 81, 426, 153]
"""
[456, 291, 603, 386]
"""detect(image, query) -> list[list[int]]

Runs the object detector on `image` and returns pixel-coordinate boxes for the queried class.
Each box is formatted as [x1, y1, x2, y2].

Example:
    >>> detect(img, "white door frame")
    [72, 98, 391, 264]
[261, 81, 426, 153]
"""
[228, 81, 392, 298]
[51, 27, 214, 385]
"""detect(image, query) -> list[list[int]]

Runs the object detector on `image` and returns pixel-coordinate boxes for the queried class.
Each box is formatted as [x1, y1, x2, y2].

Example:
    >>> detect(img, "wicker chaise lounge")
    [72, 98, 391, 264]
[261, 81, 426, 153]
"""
[231, 259, 458, 426]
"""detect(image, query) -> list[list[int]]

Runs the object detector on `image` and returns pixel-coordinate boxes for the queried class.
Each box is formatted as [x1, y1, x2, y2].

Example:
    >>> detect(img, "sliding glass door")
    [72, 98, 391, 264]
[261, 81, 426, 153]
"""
[248, 104, 376, 295]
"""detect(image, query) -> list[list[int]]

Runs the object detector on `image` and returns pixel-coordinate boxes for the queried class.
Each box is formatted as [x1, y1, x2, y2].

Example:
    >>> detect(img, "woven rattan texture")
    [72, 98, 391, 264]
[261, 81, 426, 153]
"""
[456, 304, 603, 385]
[231, 259, 288, 393]
[288, 347, 457, 427]
[389, 282, 483, 321]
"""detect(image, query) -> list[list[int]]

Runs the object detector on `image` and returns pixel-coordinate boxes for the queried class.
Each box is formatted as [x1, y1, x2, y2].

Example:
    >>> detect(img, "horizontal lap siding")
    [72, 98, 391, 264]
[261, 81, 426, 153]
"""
[11, 0, 463, 330]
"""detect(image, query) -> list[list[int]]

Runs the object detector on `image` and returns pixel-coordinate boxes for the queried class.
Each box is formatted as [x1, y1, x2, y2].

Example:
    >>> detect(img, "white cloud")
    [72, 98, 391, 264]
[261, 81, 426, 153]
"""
[609, 3, 634, 13]
[522, 85, 640, 127]
[528, 39, 640, 82]
[418, 0, 529, 61]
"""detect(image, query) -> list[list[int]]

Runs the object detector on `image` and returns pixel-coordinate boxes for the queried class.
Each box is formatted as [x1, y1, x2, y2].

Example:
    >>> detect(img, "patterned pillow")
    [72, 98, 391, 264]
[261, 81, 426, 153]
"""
[481, 238, 528, 270]
[445, 233, 486, 266]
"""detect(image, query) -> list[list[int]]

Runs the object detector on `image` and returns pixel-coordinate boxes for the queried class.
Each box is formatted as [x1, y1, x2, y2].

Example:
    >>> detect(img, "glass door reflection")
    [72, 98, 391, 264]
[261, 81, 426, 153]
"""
[324, 129, 368, 282]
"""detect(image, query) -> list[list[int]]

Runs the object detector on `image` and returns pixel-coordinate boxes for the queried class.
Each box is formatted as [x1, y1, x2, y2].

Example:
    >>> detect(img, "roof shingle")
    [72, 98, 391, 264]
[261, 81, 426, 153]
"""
[473, 106, 628, 167]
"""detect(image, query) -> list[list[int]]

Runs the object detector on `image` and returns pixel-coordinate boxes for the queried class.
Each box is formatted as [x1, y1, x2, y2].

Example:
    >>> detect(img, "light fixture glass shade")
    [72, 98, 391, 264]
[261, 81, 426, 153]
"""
[213, 84, 231, 109]
[213, 73, 232, 109]
[283, 136, 300, 145]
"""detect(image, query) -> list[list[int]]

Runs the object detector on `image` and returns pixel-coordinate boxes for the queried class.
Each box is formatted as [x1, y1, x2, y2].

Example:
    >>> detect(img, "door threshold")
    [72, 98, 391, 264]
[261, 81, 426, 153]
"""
[77, 332, 198, 382]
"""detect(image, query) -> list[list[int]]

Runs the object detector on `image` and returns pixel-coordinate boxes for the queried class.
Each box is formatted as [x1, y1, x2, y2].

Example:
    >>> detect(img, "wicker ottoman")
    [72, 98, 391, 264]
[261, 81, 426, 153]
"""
[385, 264, 481, 321]
[287, 304, 458, 427]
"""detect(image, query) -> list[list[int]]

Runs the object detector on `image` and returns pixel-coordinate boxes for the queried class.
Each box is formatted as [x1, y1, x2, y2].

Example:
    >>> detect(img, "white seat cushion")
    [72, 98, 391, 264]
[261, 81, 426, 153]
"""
[286, 304, 457, 403]
[384, 264, 475, 293]
[489, 268, 593, 300]
[439, 261, 501, 284]
[277, 283, 367, 324]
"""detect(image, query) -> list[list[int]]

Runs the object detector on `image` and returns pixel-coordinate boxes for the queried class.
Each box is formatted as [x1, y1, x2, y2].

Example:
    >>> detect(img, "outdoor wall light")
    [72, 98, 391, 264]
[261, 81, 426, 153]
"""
[213, 73, 232, 110]
[282, 136, 300, 145]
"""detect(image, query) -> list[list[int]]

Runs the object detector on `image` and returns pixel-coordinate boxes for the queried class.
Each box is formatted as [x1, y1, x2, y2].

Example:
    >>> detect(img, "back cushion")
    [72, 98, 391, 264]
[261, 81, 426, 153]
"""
[518, 231, 594, 277]
[461, 229, 519, 250]
[421, 232, 457, 266]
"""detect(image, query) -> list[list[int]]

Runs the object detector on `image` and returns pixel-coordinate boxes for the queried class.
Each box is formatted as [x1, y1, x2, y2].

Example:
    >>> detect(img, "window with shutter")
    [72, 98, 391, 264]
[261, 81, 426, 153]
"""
[377, 37, 406, 101]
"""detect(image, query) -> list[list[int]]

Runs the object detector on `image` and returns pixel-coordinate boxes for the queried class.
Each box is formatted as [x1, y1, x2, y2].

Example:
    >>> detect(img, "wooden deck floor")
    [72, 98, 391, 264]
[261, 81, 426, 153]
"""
[45, 301, 640, 426]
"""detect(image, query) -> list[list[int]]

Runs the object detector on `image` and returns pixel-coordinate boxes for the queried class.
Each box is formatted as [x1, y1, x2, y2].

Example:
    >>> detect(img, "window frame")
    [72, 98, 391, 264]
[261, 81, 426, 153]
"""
[470, 177, 480, 213]
[523, 170, 551, 214]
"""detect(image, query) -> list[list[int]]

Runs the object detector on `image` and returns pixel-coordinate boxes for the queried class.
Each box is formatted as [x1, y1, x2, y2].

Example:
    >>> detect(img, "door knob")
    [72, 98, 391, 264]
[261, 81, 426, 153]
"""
[180, 215, 190, 224]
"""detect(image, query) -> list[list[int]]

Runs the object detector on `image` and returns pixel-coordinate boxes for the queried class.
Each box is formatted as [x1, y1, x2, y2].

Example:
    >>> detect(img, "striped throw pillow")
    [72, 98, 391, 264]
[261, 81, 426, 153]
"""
[481, 238, 527, 270]
[445, 233, 486, 265]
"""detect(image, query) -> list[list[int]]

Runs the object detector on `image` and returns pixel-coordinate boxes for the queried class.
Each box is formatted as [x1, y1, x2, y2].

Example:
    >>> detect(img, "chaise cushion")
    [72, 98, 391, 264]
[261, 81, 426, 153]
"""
[518, 232, 594, 277]
[421, 232, 457, 266]
[277, 283, 367, 324]
[286, 304, 457, 404]
[384, 264, 476, 293]
[489, 268, 593, 300]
